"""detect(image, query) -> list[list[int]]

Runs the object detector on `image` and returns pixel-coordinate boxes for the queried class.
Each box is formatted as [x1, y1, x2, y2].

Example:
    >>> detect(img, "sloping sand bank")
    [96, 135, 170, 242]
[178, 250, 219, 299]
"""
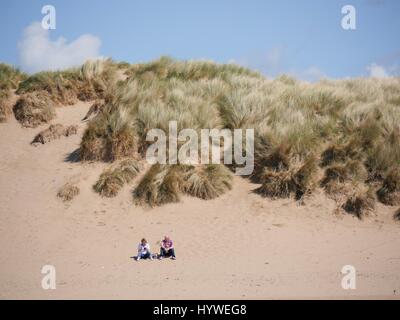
[0, 103, 399, 299]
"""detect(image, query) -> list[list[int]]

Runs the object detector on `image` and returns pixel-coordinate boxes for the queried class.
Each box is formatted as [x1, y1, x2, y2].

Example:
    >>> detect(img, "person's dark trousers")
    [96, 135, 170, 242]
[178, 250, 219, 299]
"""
[140, 252, 151, 259]
[160, 247, 176, 258]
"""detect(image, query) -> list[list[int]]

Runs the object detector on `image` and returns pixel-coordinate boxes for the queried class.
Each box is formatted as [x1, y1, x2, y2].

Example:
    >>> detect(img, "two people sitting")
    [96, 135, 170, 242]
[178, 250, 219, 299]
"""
[135, 236, 176, 261]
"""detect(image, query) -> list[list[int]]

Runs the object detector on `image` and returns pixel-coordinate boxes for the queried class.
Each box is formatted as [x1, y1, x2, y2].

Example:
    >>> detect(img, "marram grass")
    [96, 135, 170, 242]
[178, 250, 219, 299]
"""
[2, 57, 400, 211]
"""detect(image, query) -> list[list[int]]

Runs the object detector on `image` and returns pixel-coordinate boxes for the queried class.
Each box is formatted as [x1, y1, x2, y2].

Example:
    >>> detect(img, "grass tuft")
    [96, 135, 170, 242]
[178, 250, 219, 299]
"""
[255, 155, 318, 200]
[13, 92, 56, 127]
[57, 183, 80, 202]
[94, 159, 140, 197]
[183, 164, 233, 200]
[133, 164, 187, 206]
[342, 187, 376, 219]
[31, 124, 78, 144]
[394, 208, 400, 221]
[376, 168, 400, 206]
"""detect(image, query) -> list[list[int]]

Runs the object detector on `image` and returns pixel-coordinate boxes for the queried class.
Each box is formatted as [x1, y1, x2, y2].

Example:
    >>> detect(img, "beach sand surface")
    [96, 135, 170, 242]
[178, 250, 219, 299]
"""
[0, 102, 399, 299]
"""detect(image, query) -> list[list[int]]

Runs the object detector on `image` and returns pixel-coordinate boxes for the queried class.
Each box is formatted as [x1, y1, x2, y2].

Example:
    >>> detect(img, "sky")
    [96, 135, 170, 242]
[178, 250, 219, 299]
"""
[0, 0, 399, 80]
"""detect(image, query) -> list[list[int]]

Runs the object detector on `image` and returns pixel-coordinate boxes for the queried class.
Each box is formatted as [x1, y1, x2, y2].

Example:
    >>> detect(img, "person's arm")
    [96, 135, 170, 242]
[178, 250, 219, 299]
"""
[160, 240, 165, 249]
[137, 244, 142, 254]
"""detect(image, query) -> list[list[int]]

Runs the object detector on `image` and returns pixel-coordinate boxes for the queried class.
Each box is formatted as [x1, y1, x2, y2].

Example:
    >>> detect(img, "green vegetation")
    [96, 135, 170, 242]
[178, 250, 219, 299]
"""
[342, 185, 376, 219]
[0, 63, 27, 122]
[94, 159, 140, 197]
[13, 92, 56, 127]
[2, 57, 400, 211]
[16, 59, 119, 105]
[133, 163, 233, 206]
[78, 57, 400, 209]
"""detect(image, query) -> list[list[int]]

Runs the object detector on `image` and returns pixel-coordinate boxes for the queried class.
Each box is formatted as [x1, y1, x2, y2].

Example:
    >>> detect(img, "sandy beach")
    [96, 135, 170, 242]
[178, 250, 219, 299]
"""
[0, 102, 399, 299]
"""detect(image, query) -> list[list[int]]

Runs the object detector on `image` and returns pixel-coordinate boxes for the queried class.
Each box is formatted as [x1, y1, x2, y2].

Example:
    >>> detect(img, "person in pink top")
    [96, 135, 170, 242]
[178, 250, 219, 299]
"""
[158, 235, 176, 260]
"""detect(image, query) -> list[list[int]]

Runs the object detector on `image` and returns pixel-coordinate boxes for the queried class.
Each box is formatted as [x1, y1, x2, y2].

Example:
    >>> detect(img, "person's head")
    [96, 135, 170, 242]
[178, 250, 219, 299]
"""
[164, 235, 170, 242]
[141, 238, 147, 245]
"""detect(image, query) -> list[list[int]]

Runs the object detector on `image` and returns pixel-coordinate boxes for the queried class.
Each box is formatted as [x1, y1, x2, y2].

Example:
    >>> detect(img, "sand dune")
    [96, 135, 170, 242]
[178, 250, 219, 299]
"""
[0, 102, 399, 299]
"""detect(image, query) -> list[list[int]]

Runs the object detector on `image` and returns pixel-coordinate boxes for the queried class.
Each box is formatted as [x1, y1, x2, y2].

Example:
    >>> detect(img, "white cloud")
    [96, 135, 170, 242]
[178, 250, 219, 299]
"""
[366, 63, 389, 78]
[18, 22, 101, 73]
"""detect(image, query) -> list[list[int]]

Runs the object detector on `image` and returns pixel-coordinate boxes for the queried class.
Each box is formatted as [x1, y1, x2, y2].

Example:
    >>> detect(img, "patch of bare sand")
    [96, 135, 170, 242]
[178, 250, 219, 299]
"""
[0, 102, 399, 299]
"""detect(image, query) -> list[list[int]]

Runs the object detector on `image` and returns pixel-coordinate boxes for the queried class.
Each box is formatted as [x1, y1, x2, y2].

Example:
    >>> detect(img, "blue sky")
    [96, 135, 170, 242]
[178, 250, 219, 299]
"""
[0, 0, 399, 79]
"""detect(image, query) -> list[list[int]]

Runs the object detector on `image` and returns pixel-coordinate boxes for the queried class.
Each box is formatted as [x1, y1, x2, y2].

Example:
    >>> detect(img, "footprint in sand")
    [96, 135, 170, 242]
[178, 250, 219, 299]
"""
[272, 223, 284, 228]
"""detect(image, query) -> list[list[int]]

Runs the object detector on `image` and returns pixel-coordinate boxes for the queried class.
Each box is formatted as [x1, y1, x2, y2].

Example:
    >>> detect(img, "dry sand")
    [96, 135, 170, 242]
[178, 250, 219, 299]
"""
[0, 102, 399, 299]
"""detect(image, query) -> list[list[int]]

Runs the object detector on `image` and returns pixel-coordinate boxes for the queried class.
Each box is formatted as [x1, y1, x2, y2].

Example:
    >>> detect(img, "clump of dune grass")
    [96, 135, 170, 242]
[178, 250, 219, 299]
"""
[22, 57, 396, 210]
[94, 159, 140, 197]
[0, 89, 13, 122]
[16, 70, 80, 105]
[342, 186, 376, 219]
[251, 141, 291, 183]
[13, 92, 56, 127]
[183, 164, 233, 200]
[0, 63, 27, 90]
[255, 155, 318, 200]
[0, 63, 27, 122]
[16, 59, 118, 106]
[365, 127, 400, 181]
[320, 139, 363, 167]
[377, 168, 400, 206]
[126, 56, 261, 82]
[133, 163, 233, 206]
[133, 164, 188, 206]
[394, 208, 400, 221]
[31, 124, 78, 145]
[320, 160, 368, 194]
[57, 183, 80, 202]
[82, 99, 104, 122]
[255, 169, 295, 199]
[80, 108, 138, 161]
[74, 57, 400, 209]
[77, 59, 118, 101]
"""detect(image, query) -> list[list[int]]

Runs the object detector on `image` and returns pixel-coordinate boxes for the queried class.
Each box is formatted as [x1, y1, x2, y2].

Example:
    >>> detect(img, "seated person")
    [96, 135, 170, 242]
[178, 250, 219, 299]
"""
[159, 235, 176, 260]
[136, 238, 153, 261]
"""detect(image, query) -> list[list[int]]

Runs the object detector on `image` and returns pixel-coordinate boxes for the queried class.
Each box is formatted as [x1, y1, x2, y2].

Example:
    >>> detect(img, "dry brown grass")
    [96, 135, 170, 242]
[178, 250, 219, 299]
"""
[31, 124, 78, 144]
[183, 164, 233, 200]
[57, 183, 80, 202]
[320, 160, 367, 190]
[16, 59, 118, 106]
[133, 163, 233, 206]
[82, 99, 104, 122]
[13, 92, 56, 127]
[342, 187, 376, 219]
[80, 109, 138, 162]
[77, 58, 400, 209]
[394, 208, 400, 221]
[0, 64, 27, 121]
[3, 58, 400, 211]
[320, 139, 363, 167]
[0, 90, 12, 122]
[93, 159, 140, 197]
[133, 164, 187, 206]
[255, 169, 295, 199]
[255, 155, 318, 200]
[251, 141, 290, 183]
[377, 168, 400, 206]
